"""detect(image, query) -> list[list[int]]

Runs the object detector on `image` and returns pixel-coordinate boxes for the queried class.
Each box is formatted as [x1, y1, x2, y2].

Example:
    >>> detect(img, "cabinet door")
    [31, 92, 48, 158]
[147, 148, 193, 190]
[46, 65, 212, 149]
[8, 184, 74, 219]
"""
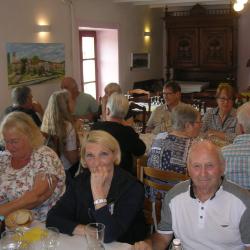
[168, 28, 199, 68]
[200, 27, 232, 69]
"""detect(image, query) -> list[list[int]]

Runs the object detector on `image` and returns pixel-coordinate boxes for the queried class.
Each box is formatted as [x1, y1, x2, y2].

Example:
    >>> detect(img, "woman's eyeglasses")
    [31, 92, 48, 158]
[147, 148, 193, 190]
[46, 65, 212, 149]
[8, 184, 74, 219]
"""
[217, 97, 233, 102]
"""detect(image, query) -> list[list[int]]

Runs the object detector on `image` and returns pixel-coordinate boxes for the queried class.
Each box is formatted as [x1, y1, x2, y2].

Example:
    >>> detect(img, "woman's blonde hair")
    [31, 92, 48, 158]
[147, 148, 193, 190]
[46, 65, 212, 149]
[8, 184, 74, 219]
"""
[41, 89, 75, 153]
[0, 111, 44, 149]
[81, 130, 121, 166]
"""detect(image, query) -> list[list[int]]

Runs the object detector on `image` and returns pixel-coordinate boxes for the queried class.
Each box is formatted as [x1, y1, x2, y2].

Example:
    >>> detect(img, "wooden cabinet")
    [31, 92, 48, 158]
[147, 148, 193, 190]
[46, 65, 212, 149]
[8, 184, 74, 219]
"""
[165, 4, 238, 88]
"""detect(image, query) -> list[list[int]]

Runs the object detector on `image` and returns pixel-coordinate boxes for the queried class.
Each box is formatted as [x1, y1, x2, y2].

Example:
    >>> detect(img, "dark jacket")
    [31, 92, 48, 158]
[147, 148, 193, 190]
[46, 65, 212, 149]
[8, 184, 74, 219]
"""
[46, 167, 146, 244]
[91, 121, 146, 175]
[4, 106, 42, 127]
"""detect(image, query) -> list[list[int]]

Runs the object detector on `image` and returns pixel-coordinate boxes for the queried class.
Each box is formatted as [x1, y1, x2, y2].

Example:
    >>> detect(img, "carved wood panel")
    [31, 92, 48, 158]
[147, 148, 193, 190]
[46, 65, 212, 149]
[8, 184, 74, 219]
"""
[200, 27, 232, 69]
[168, 28, 199, 68]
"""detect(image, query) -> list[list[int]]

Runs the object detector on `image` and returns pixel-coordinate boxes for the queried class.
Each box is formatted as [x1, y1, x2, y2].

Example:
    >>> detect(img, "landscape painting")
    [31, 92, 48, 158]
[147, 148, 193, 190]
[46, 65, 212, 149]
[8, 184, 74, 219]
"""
[6, 43, 65, 86]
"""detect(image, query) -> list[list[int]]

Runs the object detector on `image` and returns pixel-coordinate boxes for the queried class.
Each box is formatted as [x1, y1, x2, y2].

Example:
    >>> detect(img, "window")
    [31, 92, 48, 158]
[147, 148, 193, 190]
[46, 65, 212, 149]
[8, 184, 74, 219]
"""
[79, 31, 98, 99]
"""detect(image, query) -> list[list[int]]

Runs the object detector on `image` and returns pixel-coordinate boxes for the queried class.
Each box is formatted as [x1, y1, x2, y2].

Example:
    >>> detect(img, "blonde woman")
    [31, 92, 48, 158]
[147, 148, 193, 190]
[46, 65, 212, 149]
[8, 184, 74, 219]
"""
[46, 130, 146, 244]
[0, 112, 65, 221]
[41, 90, 79, 171]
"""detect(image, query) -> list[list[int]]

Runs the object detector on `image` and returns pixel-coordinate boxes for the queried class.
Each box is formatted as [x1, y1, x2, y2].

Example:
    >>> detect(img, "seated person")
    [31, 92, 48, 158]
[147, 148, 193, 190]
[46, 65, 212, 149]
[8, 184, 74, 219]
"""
[61, 76, 98, 121]
[41, 90, 79, 172]
[99, 82, 122, 121]
[46, 130, 147, 244]
[222, 101, 250, 190]
[98, 82, 134, 125]
[134, 140, 250, 250]
[92, 93, 146, 175]
[146, 81, 184, 135]
[146, 104, 202, 200]
[4, 86, 44, 127]
[0, 112, 65, 221]
[201, 83, 237, 143]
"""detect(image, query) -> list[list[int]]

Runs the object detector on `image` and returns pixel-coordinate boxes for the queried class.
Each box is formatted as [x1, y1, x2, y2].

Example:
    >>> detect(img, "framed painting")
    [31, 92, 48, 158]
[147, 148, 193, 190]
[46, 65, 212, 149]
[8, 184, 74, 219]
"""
[6, 43, 65, 86]
[131, 52, 150, 69]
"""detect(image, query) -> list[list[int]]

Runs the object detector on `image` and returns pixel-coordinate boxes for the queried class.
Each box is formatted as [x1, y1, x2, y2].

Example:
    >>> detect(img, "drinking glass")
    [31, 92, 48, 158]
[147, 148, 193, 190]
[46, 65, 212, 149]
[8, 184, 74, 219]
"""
[41, 227, 59, 250]
[85, 223, 105, 250]
[1, 230, 22, 250]
[133, 122, 143, 134]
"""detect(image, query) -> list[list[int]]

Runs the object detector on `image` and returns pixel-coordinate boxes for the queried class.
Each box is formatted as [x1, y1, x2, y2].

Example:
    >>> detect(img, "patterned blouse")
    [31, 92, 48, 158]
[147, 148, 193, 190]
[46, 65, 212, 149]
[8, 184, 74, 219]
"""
[0, 146, 66, 221]
[146, 132, 192, 201]
[201, 107, 237, 142]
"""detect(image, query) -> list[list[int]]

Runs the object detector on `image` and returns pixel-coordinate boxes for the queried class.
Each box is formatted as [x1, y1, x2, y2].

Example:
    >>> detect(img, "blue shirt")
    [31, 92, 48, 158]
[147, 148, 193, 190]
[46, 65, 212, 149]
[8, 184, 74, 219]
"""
[222, 134, 250, 190]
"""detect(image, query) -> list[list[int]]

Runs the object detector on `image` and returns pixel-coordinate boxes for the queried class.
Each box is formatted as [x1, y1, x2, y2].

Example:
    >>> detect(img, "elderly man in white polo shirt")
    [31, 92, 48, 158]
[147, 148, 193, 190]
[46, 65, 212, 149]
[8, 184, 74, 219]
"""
[134, 140, 250, 250]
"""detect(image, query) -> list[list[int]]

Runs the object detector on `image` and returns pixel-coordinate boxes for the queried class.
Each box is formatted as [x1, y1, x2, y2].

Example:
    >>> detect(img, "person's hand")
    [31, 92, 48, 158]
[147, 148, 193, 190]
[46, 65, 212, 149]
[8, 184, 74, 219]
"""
[134, 240, 152, 250]
[90, 166, 113, 203]
[73, 224, 86, 236]
[32, 100, 44, 117]
[207, 130, 225, 140]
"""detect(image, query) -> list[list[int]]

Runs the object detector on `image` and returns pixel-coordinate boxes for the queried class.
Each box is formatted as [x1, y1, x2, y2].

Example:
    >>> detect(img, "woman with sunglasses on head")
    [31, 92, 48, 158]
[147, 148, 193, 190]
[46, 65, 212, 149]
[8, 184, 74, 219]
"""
[201, 83, 237, 143]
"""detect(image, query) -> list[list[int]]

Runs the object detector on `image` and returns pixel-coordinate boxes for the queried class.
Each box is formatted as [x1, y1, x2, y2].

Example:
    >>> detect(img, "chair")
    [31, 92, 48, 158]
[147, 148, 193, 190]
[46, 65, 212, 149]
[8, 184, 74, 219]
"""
[127, 89, 151, 113]
[129, 102, 147, 133]
[137, 158, 188, 232]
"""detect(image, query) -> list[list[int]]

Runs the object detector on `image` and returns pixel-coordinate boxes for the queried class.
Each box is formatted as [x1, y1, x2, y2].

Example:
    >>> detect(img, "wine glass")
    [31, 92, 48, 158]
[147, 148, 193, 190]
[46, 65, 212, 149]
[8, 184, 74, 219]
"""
[1, 230, 22, 250]
[41, 227, 60, 250]
[85, 223, 105, 250]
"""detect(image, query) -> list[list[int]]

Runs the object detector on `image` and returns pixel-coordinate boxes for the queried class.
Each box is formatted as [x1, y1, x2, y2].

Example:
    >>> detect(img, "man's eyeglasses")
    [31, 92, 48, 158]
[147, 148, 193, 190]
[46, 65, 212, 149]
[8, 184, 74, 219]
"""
[217, 97, 233, 102]
[163, 92, 175, 96]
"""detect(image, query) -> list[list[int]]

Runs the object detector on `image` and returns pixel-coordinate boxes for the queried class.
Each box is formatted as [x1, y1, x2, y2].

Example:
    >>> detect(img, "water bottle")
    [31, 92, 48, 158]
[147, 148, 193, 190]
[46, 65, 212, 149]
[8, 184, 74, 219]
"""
[171, 238, 183, 250]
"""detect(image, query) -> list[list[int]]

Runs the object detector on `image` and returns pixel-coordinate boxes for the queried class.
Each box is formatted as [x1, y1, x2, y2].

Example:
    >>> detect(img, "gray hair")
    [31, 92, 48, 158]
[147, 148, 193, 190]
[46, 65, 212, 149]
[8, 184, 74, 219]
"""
[11, 86, 31, 106]
[171, 104, 200, 131]
[106, 93, 129, 119]
[237, 101, 250, 133]
[0, 111, 44, 149]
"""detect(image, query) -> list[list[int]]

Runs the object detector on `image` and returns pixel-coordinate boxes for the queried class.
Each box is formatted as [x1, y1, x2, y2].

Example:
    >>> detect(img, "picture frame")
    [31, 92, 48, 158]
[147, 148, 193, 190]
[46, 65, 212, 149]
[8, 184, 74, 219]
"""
[130, 52, 150, 69]
[6, 43, 65, 87]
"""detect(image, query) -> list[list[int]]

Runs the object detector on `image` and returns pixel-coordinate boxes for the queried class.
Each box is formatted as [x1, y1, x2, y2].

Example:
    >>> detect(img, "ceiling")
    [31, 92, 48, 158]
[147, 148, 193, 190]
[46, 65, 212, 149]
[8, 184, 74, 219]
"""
[113, 0, 231, 9]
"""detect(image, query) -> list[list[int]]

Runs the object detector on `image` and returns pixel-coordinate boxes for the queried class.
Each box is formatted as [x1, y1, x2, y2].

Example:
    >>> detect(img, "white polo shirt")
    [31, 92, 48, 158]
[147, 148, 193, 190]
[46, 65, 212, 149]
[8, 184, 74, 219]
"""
[157, 179, 250, 250]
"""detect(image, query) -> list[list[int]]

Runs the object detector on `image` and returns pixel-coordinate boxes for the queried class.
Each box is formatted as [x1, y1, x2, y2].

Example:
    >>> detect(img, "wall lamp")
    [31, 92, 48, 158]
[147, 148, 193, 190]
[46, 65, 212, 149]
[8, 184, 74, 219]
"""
[233, 0, 249, 12]
[144, 31, 151, 37]
[36, 24, 51, 32]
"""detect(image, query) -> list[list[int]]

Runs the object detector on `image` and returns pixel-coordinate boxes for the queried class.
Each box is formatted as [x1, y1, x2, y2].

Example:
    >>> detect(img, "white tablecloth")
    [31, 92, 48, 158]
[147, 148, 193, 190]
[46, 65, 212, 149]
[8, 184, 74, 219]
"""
[0, 232, 133, 250]
[0, 221, 133, 250]
[54, 233, 133, 250]
[139, 133, 155, 154]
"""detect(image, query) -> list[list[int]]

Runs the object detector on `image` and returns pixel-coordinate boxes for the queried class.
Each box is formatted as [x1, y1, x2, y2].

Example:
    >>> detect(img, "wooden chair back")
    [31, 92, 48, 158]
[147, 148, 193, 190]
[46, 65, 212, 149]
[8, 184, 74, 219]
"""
[137, 157, 189, 232]
[127, 89, 151, 113]
[129, 102, 147, 133]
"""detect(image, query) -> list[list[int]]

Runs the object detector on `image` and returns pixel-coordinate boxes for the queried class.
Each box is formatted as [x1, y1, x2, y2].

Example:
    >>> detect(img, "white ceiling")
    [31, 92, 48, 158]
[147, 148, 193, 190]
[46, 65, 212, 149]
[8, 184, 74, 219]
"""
[113, 0, 231, 8]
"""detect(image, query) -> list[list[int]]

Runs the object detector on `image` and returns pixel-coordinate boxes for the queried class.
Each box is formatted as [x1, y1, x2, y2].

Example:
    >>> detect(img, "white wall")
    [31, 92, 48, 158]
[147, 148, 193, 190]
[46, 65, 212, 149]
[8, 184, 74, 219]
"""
[0, 0, 163, 114]
[237, 4, 250, 91]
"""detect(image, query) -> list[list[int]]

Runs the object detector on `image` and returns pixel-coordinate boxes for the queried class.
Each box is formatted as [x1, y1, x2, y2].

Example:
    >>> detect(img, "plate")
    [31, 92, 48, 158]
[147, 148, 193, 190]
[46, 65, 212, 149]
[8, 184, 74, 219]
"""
[5, 209, 33, 229]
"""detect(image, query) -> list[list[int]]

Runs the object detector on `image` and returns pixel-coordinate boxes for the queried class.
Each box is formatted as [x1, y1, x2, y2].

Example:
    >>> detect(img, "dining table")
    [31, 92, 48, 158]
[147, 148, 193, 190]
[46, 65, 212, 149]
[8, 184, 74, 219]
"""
[0, 221, 134, 250]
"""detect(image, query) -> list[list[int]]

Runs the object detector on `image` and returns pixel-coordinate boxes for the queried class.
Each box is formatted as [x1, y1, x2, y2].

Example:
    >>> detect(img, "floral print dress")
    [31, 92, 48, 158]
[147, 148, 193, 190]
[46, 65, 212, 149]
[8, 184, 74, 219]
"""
[0, 146, 66, 221]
